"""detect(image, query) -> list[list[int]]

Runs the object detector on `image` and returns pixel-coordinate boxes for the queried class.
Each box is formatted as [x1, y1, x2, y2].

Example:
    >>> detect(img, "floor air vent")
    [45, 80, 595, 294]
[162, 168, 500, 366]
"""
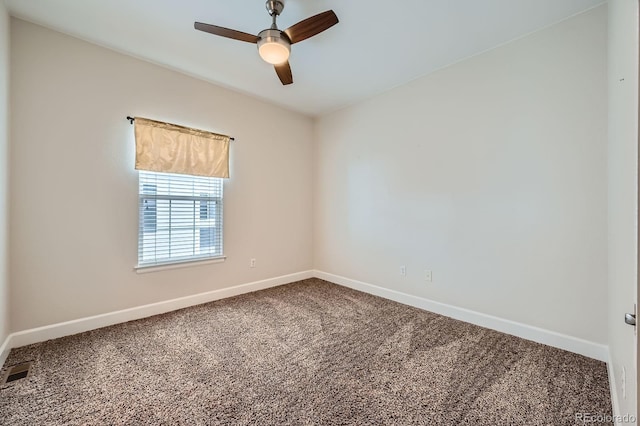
[2, 362, 32, 385]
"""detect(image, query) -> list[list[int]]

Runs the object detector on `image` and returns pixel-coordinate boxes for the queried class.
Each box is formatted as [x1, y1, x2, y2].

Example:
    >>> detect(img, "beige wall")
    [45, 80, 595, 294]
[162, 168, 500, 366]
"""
[9, 19, 314, 331]
[0, 0, 9, 342]
[314, 6, 608, 344]
[608, 0, 638, 418]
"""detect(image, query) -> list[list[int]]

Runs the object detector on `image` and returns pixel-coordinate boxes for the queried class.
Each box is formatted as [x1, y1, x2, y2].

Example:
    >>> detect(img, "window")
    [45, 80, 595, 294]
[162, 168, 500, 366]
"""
[137, 171, 224, 268]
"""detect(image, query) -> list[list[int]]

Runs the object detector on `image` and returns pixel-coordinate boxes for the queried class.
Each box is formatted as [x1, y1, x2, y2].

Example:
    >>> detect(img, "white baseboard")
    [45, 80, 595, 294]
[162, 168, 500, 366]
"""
[314, 270, 608, 362]
[607, 350, 621, 422]
[1, 270, 313, 362]
[1, 269, 608, 367]
[0, 332, 10, 368]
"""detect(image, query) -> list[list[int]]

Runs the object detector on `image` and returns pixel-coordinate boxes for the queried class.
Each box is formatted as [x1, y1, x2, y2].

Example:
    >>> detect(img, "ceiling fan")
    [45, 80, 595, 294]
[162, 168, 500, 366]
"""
[195, 0, 339, 86]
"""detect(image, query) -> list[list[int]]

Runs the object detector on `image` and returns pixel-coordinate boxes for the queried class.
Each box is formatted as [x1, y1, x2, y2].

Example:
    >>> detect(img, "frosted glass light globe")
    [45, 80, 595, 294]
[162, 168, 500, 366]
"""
[257, 30, 291, 65]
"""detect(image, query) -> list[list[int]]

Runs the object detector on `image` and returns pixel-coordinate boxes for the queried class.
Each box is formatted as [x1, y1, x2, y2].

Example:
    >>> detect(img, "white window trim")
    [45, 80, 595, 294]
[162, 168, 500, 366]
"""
[137, 171, 225, 269]
[135, 256, 227, 274]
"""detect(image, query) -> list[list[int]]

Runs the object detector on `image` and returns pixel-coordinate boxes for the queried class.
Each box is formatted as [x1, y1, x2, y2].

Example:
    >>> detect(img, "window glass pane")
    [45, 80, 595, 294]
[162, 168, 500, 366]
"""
[142, 184, 157, 233]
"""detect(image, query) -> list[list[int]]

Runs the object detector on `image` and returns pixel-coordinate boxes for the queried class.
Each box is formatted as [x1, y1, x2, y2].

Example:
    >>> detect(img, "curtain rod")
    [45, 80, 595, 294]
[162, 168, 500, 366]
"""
[126, 116, 235, 141]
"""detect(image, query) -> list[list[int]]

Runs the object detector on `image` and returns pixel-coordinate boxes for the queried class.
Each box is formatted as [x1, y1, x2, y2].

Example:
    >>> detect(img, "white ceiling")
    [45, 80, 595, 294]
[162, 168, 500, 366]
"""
[5, 0, 604, 116]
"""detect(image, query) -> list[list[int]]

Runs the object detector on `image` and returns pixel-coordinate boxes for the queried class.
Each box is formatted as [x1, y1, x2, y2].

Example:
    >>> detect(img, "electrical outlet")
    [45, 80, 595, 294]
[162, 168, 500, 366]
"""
[424, 270, 432, 282]
[400, 266, 406, 276]
[250, 258, 256, 268]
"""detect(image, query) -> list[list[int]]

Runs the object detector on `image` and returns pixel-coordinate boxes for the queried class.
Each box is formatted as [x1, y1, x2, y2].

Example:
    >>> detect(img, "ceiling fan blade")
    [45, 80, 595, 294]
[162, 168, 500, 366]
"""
[284, 10, 338, 45]
[194, 22, 259, 44]
[274, 61, 293, 85]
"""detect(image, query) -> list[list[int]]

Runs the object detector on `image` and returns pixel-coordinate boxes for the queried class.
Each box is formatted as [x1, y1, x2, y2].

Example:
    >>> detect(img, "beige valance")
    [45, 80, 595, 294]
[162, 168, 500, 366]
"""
[134, 117, 230, 178]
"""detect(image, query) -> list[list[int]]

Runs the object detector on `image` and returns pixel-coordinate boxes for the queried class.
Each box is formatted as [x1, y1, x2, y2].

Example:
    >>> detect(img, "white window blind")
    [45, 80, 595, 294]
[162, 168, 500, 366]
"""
[138, 171, 224, 267]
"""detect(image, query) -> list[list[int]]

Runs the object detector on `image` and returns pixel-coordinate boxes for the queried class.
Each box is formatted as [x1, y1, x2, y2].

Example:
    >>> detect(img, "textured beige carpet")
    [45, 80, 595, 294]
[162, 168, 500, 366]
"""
[1, 278, 611, 425]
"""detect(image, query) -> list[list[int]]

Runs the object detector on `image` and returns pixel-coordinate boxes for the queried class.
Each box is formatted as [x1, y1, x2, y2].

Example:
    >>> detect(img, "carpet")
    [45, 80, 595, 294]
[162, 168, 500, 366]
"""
[0, 278, 611, 425]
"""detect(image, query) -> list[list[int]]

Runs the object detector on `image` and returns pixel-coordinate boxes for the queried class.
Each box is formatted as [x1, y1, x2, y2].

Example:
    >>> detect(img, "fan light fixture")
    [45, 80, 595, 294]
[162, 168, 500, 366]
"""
[257, 30, 290, 65]
[194, 0, 338, 85]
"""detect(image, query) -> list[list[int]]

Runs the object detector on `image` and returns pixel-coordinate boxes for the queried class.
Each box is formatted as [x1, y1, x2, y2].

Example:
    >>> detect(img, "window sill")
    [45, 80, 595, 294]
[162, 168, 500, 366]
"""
[135, 256, 226, 274]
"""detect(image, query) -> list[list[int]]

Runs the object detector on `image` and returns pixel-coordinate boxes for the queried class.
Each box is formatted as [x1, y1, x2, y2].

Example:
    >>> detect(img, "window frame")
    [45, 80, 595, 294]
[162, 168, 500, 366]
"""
[135, 171, 226, 272]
